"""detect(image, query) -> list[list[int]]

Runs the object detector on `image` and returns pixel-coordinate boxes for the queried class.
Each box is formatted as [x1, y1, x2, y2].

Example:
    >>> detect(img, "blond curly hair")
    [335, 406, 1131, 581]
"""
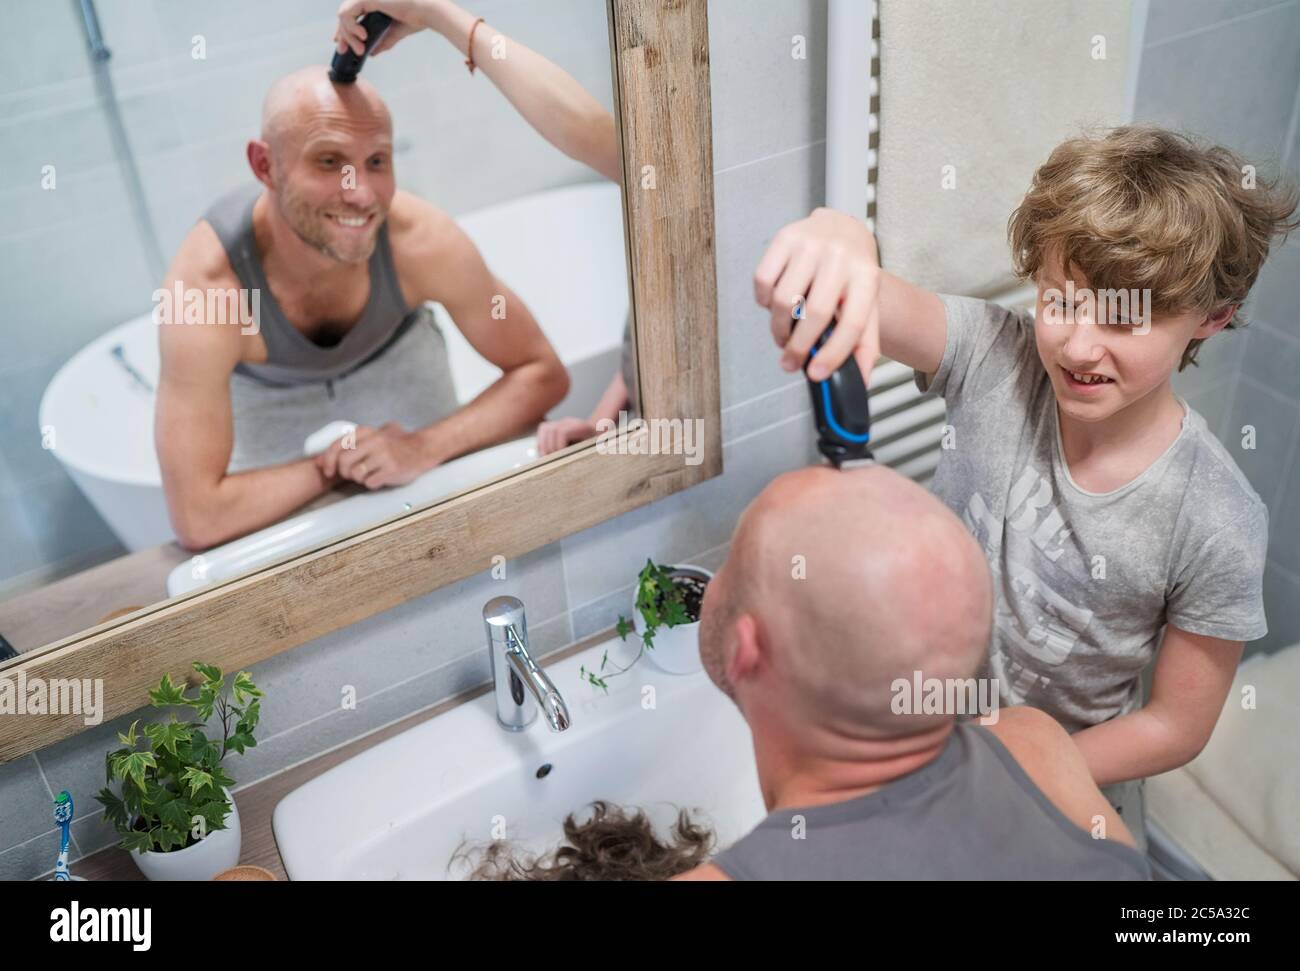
[1008, 125, 1300, 369]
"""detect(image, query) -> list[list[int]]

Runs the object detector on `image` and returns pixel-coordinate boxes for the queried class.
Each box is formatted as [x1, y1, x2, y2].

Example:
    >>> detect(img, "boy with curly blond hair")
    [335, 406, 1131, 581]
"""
[756, 125, 1300, 849]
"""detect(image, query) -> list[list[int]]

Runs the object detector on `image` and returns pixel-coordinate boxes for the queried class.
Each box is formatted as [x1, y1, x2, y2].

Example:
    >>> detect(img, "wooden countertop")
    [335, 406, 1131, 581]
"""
[0, 543, 188, 656]
[67, 629, 610, 881]
[0, 487, 361, 658]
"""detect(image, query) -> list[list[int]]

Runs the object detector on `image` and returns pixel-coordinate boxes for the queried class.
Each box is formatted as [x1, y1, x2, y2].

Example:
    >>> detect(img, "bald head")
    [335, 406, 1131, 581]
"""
[260, 66, 391, 161]
[699, 465, 993, 739]
[250, 66, 395, 265]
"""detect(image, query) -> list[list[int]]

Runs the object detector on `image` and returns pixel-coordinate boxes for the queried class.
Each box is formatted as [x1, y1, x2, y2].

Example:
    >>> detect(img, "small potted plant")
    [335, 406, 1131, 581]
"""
[581, 558, 711, 689]
[95, 662, 262, 881]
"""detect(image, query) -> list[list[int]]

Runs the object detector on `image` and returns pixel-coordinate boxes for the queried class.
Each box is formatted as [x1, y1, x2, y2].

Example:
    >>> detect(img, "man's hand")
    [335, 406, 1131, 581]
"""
[536, 417, 598, 456]
[754, 207, 883, 381]
[316, 422, 435, 489]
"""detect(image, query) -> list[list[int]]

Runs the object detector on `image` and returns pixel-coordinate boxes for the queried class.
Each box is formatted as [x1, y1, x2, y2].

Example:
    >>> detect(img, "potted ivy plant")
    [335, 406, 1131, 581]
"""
[581, 558, 712, 689]
[95, 662, 262, 881]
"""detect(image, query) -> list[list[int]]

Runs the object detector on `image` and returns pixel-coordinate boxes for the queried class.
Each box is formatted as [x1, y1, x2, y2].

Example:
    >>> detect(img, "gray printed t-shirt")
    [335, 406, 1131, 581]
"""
[915, 294, 1268, 734]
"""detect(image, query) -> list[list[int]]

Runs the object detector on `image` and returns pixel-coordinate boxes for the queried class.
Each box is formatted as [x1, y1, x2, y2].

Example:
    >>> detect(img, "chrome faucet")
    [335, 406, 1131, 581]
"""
[483, 596, 571, 732]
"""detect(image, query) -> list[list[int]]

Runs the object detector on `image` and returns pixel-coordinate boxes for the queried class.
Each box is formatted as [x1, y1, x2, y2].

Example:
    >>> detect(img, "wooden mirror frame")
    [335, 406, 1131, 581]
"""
[0, 0, 719, 763]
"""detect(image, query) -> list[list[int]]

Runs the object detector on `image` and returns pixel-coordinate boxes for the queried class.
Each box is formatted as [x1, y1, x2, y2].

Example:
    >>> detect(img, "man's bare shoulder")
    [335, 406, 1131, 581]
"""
[386, 189, 456, 255]
[387, 190, 488, 304]
[669, 862, 731, 882]
[170, 217, 243, 292]
[983, 707, 1138, 848]
[157, 219, 245, 368]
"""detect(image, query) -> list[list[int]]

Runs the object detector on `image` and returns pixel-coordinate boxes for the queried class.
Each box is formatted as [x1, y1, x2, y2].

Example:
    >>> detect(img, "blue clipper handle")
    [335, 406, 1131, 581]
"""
[804, 323, 873, 467]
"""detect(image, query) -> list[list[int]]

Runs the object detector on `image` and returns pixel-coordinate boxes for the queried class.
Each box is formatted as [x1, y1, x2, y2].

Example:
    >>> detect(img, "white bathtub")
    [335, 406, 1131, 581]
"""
[39, 181, 629, 567]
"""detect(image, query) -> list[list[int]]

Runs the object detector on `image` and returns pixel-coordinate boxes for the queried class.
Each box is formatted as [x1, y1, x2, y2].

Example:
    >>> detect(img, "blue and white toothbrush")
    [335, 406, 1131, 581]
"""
[53, 791, 73, 881]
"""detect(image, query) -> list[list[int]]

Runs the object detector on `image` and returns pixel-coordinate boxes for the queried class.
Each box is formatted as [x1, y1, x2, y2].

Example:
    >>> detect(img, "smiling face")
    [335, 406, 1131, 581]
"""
[258, 69, 395, 265]
[1032, 245, 1228, 423]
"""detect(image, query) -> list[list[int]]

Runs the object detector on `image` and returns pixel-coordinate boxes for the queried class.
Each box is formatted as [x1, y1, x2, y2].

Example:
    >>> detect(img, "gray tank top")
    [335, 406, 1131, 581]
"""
[203, 183, 417, 386]
[712, 720, 1151, 880]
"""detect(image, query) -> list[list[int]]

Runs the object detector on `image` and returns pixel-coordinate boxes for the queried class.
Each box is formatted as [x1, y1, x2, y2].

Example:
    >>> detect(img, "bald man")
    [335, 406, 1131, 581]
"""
[155, 67, 568, 550]
[673, 465, 1151, 880]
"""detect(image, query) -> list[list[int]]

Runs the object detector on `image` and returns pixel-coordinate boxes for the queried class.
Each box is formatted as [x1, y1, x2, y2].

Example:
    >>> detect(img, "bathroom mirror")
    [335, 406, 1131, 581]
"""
[1, 1, 629, 656]
[0, 0, 720, 761]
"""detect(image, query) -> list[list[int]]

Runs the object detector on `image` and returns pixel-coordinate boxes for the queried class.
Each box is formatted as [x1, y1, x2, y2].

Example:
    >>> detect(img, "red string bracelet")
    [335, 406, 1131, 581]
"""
[465, 17, 486, 73]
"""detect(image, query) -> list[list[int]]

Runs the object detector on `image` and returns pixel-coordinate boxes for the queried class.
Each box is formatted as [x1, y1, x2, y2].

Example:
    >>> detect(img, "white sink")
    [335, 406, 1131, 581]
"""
[272, 634, 766, 880]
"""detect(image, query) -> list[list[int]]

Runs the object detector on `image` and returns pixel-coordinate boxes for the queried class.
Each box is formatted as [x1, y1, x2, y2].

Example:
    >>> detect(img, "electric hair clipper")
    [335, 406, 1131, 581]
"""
[330, 11, 393, 83]
[805, 322, 874, 469]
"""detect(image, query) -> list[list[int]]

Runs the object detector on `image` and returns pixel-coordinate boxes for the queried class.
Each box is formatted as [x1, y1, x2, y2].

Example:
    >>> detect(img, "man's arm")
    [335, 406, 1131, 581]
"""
[403, 196, 569, 459]
[423, 2, 620, 182]
[320, 194, 569, 488]
[411, 218, 569, 463]
[155, 225, 333, 550]
[987, 707, 1138, 848]
[1071, 626, 1244, 787]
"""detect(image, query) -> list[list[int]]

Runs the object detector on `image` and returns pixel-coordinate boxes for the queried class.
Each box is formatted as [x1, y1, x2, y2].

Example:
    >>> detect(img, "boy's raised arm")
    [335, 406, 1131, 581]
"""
[754, 207, 948, 381]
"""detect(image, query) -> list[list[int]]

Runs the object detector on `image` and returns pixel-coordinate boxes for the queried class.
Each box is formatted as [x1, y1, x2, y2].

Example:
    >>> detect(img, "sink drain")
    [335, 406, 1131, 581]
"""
[536, 763, 553, 779]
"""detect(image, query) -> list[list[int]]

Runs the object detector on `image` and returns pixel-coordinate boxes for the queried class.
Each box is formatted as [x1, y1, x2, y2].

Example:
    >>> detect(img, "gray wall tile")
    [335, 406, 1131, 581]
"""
[723, 380, 810, 444]
[1134, 3, 1300, 170]
[0, 498, 43, 587]
[0, 755, 56, 849]
[1240, 319, 1300, 403]
[1171, 326, 1247, 398]
[716, 141, 827, 411]
[1144, 0, 1294, 47]
[0, 1, 93, 97]
[1265, 430, 1300, 576]
[1223, 377, 1300, 508]
[708, 0, 828, 172]
[1182, 378, 1234, 442]
[1248, 235, 1300, 340]
[17, 475, 123, 572]
[561, 409, 821, 609]
[0, 828, 68, 882]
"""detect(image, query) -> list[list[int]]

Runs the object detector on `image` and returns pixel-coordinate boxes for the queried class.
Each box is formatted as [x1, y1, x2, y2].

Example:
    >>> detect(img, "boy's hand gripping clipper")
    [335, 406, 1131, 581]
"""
[803, 317, 874, 469]
[330, 12, 393, 83]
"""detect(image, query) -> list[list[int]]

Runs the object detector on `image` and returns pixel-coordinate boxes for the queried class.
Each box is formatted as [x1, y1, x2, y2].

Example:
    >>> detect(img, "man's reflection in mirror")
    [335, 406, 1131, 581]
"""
[154, 67, 570, 551]
[331, 0, 636, 456]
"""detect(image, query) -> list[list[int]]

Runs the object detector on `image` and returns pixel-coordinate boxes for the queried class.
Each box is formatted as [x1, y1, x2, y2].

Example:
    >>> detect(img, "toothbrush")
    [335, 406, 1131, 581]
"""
[53, 791, 73, 881]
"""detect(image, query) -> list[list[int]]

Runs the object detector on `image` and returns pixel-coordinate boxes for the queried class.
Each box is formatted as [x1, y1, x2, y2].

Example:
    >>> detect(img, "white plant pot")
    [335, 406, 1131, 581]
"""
[635, 564, 712, 675]
[131, 788, 241, 881]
